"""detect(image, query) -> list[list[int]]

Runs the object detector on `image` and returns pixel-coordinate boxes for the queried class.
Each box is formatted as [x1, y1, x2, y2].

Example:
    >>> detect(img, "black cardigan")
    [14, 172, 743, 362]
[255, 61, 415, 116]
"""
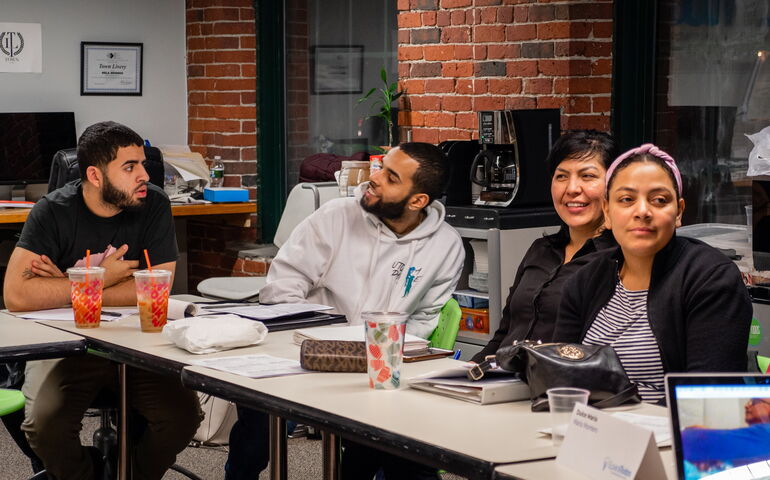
[471, 228, 616, 362]
[553, 235, 752, 374]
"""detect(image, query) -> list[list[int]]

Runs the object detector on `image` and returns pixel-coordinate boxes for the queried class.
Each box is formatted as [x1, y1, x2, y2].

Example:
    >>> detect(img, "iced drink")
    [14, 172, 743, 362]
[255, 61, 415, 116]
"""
[67, 267, 105, 329]
[363, 312, 408, 390]
[133, 270, 172, 332]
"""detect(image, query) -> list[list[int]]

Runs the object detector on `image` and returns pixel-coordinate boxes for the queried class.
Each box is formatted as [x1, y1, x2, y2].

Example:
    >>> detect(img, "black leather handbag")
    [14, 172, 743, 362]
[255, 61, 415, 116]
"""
[468, 341, 641, 411]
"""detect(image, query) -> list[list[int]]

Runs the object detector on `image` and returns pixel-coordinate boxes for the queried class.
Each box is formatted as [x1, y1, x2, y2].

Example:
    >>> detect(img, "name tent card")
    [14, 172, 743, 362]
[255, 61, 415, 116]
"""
[556, 404, 666, 480]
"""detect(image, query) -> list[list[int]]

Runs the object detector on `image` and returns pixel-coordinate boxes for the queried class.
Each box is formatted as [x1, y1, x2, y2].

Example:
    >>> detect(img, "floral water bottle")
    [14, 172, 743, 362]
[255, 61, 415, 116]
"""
[209, 156, 225, 187]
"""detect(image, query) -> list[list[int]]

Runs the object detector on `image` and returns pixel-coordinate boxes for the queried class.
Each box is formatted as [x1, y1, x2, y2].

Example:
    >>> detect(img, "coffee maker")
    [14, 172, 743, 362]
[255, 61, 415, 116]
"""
[469, 110, 556, 207]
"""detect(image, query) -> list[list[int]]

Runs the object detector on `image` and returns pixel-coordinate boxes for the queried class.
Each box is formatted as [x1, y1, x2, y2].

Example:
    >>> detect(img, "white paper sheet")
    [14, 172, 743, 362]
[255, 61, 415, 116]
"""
[14, 307, 137, 322]
[538, 411, 672, 447]
[190, 354, 306, 378]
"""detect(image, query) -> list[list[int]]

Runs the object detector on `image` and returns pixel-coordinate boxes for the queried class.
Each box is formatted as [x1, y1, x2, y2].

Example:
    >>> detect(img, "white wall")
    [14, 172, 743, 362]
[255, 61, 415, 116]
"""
[1, 0, 187, 144]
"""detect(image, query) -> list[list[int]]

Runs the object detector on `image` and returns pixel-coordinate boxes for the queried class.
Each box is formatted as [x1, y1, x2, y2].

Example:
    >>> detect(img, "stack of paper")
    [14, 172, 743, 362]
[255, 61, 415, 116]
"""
[408, 364, 529, 405]
[292, 325, 429, 354]
[203, 303, 333, 320]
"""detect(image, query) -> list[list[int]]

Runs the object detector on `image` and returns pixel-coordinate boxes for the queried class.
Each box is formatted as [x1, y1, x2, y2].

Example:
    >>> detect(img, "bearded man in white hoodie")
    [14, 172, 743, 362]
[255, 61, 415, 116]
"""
[224, 142, 465, 480]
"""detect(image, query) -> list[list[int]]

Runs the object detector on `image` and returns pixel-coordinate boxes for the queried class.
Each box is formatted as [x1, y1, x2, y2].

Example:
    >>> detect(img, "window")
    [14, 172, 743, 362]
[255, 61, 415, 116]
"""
[653, 0, 770, 226]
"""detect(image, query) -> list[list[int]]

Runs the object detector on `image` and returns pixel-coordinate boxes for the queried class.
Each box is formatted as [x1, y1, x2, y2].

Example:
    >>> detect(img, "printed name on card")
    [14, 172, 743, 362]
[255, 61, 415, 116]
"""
[556, 404, 666, 480]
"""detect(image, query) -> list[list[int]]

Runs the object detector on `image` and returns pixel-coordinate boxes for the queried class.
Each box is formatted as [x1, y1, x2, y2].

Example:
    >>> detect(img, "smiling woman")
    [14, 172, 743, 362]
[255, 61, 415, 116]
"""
[555, 144, 753, 403]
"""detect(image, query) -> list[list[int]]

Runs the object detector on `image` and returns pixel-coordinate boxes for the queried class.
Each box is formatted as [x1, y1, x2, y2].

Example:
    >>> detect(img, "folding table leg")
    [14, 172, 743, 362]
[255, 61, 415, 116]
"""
[118, 364, 128, 480]
[321, 431, 339, 480]
[269, 415, 287, 480]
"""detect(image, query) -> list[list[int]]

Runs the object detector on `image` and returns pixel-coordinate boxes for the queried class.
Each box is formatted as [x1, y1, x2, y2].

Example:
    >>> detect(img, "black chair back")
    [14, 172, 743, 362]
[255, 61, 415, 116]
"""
[48, 147, 165, 193]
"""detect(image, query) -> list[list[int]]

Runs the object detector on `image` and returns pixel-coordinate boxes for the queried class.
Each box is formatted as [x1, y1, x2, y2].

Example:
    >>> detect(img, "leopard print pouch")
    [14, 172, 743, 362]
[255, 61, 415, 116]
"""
[299, 340, 367, 372]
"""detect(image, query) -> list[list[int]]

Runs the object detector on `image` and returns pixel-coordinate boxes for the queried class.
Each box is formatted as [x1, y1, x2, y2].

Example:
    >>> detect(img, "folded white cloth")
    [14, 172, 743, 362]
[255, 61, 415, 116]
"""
[162, 314, 268, 354]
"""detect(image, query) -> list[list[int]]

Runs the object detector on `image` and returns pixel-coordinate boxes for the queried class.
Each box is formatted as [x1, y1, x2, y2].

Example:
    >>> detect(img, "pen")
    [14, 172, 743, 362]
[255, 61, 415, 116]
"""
[101, 311, 123, 317]
[453, 350, 462, 360]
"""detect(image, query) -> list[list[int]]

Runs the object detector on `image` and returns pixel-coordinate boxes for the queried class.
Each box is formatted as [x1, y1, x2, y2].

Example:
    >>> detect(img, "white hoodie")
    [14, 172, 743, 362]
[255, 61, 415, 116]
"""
[259, 183, 465, 338]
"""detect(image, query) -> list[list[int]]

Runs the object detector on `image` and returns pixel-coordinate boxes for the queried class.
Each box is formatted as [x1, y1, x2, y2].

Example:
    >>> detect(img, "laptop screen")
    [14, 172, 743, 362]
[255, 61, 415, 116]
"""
[666, 374, 770, 480]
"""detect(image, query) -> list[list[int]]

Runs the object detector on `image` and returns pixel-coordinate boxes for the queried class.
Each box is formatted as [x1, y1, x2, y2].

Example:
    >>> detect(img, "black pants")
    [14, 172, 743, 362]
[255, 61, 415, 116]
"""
[225, 406, 270, 479]
[340, 439, 440, 480]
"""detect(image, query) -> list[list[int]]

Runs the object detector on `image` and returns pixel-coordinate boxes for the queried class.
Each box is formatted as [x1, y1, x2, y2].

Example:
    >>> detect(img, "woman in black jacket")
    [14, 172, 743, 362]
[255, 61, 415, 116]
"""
[472, 130, 618, 362]
[554, 144, 752, 402]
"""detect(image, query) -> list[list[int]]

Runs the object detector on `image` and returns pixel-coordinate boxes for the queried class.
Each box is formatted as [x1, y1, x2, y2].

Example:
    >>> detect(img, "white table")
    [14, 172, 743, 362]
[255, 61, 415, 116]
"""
[494, 449, 677, 479]
[0, 313, 86, 361]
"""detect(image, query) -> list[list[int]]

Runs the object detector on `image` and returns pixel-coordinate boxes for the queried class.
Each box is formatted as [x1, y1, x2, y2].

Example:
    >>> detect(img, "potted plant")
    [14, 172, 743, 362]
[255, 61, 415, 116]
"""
[357, 67, 404, 150]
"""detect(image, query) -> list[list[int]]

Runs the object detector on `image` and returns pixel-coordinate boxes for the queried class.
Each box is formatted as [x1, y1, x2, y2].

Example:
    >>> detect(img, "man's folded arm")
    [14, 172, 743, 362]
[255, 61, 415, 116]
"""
[4, 247, 71, 311]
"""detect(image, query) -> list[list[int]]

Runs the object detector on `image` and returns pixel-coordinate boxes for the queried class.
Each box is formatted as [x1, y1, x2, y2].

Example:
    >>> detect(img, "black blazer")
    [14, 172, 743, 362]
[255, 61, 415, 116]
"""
[554, 235, 752, 374]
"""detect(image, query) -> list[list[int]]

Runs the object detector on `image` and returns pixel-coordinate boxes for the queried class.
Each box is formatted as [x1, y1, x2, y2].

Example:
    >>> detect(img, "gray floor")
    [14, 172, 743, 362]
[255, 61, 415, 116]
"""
[1, 416, 466, 479]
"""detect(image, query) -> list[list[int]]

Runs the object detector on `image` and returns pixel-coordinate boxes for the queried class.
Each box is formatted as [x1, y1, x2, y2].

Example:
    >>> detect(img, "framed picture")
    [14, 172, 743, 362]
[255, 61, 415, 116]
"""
[310, 45, 364, 95]
[81, 42, 143, 96]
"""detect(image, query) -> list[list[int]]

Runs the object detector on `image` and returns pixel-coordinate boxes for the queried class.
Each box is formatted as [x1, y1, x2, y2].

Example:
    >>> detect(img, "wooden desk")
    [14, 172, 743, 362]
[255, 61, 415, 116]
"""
[494, 449, 676, 479]
[0, 202, 256, 224]
[0, 313, 86, 361]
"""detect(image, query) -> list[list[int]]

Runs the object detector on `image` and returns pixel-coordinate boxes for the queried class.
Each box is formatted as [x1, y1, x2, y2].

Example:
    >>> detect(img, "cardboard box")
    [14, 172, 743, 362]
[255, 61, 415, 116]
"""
[203, 187, 249, 203]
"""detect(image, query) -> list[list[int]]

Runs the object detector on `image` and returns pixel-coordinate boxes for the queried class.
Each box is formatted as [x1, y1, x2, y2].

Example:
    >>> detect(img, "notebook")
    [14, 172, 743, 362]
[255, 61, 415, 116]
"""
[666, 373, 770, 480]
[408, 364, 529, 405]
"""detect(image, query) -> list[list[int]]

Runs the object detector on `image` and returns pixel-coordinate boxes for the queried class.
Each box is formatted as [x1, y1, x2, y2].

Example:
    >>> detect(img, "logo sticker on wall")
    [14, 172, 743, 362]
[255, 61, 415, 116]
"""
[0, 23, 41, 73]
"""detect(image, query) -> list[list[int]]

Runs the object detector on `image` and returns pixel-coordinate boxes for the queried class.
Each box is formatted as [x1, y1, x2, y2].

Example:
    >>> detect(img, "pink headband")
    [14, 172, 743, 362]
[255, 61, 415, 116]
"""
[605, 143, 682, 194]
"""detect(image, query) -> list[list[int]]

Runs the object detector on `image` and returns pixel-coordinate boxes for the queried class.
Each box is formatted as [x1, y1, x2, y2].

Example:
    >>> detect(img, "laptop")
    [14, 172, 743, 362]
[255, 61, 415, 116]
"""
[666, 373, 770, 480]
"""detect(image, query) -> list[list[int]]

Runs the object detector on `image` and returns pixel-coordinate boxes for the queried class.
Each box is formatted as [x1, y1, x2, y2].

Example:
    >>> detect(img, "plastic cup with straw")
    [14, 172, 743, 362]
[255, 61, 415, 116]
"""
[134, 249, 172, 332]
[66, 249, 105, 328]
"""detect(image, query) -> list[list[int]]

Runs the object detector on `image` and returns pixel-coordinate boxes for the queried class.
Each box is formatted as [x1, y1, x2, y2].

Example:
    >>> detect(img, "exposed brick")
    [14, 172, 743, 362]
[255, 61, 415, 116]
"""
[450, 9, 466, 25]
[565, 96, 592, 114]
[440, 0, 472, 7]
[506, 60, 538, 77]
[399, 12, 422, 28]
[399, 110, 424, 126]
[187, 65, 204, 77]
[592, 21, 613, 38]
[473, 45, 487, 60]
[412, 0, 438, 10]
[212, 22, 255, 35]
[440, 129, 473, 142]
[553, 77, 612, 94]
[498, 6, 513, 23]
[591, 58, 613, 76]
[436, 10, 451, 26]
[473, 25, 505, 43]
[411, 28, 441, 44]
[564, 114, 610, 131]
[537, 22, 575, 40]
[401, 79, 426, 94]
[474, 96, 506, 111]
[425, 78, 455, 93]
[538, 59, 591, 76]
[398, 0, 410, 9]
[568, 2, 613, 20]
[241, 91, 256, 105]
[442, 96, 472, 111]
[455, 112, 476, 129]
[422, 11, 437, 26]
[411, 128, 440, 144]
[213, 106, 255, 119]
[523, 78, 553, 94]
[203, 7, 240, 21]
[487, 44, 520, 60]
[488, 78, 522, 95]
[398, 30, 410, 44]
[513, 5, 528, 23]
[475, 0, 501, 5]
[206, 64, 241, 77]
[592, 96, 611, 113]
[442, 62, 474, 77]
[506, 24, 537, 42]
[505, 96, 537, 110]
[399, 45, 424, 61]
[529, 4, 555, 21]
[536, 96, 566, 111]
[410, 62, 442, 77]
[441, 26, 471, 43]
[454, 45, 473, 59]
[455, 78, 474, 94]
[480, 7, 497, 24]
[423, 112, 456, 128]
[521, 42, 554, 58]
[555, 41, 612, 57]
[408, 95, 442, 111]
[423, 45, 455, 61]
[476, 61, 506, 77]
[472, 79, 488, 94]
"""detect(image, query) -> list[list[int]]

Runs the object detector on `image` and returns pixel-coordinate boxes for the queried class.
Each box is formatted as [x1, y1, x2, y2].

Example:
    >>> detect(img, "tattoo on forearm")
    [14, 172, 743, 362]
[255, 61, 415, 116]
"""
[22, 268, 37, 279]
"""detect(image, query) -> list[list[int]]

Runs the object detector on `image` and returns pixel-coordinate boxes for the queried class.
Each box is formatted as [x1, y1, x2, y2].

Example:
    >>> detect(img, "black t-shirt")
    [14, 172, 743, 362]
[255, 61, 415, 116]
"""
[17, 180, 178, 271]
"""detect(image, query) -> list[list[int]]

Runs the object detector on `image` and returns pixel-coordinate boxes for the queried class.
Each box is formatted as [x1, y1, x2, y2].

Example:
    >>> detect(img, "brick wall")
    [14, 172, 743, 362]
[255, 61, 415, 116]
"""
[185, 0, 259, 290]
[397, 0, 614, 141]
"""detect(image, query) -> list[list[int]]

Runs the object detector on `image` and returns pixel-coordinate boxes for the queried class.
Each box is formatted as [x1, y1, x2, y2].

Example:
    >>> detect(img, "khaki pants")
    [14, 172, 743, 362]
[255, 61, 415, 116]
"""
[22, 356, 203, 480]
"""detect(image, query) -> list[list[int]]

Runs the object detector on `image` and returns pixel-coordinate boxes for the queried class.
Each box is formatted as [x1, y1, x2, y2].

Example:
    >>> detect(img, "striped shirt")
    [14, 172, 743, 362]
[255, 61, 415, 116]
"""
[583, 279, 665, 403]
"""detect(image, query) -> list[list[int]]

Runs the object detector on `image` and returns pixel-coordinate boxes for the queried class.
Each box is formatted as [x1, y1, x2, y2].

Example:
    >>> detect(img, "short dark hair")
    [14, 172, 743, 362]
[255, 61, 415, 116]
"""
[400, 142, 449, 204]
[76, 121, 144, 180]
[546, 130, 618, 177]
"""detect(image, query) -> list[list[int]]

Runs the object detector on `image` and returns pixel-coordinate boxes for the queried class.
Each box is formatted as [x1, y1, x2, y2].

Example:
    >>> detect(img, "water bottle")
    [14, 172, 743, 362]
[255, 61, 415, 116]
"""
[209, 156, 225, 188]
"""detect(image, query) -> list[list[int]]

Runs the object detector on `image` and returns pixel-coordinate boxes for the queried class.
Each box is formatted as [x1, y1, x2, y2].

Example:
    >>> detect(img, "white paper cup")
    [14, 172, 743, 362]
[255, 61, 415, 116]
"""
[547, 387, 590, 446]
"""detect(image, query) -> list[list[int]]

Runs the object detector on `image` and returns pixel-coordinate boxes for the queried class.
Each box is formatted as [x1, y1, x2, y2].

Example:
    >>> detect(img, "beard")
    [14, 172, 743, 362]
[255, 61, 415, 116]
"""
[101, 174, 147, 212]
[360, 194, 409, 220]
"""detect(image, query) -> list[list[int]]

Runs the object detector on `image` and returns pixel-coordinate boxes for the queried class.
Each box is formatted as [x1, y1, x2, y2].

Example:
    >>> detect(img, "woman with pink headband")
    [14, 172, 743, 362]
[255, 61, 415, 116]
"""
[554, 144, 752, 403]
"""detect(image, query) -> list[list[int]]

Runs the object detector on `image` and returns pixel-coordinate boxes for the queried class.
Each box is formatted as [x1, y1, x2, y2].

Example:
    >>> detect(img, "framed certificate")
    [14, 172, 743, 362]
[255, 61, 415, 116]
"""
[310, 45, 364, 94]
[81, 42, 143, 96]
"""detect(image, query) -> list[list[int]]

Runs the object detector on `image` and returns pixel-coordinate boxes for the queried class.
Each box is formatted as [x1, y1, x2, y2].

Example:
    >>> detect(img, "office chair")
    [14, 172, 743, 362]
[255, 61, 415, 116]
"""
[197, 182, 339, 301]
[48, 147, 165, 193]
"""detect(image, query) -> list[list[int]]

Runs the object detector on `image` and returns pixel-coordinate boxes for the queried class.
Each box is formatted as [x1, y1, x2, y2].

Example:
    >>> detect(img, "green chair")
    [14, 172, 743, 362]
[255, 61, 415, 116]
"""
[428, 298, 462, 350]
[0, 388, 24, 417]
[759, 355, 770, 374]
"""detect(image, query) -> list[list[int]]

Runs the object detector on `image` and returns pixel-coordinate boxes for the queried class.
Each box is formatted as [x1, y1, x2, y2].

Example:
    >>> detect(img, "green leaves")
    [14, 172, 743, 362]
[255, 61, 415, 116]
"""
[357, 66, 405, 147]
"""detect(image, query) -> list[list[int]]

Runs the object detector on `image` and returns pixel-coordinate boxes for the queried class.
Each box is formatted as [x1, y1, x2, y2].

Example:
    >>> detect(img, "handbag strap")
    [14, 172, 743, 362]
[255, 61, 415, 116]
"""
[590, 384, 640, 409]
[467, 356, 496, 381]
